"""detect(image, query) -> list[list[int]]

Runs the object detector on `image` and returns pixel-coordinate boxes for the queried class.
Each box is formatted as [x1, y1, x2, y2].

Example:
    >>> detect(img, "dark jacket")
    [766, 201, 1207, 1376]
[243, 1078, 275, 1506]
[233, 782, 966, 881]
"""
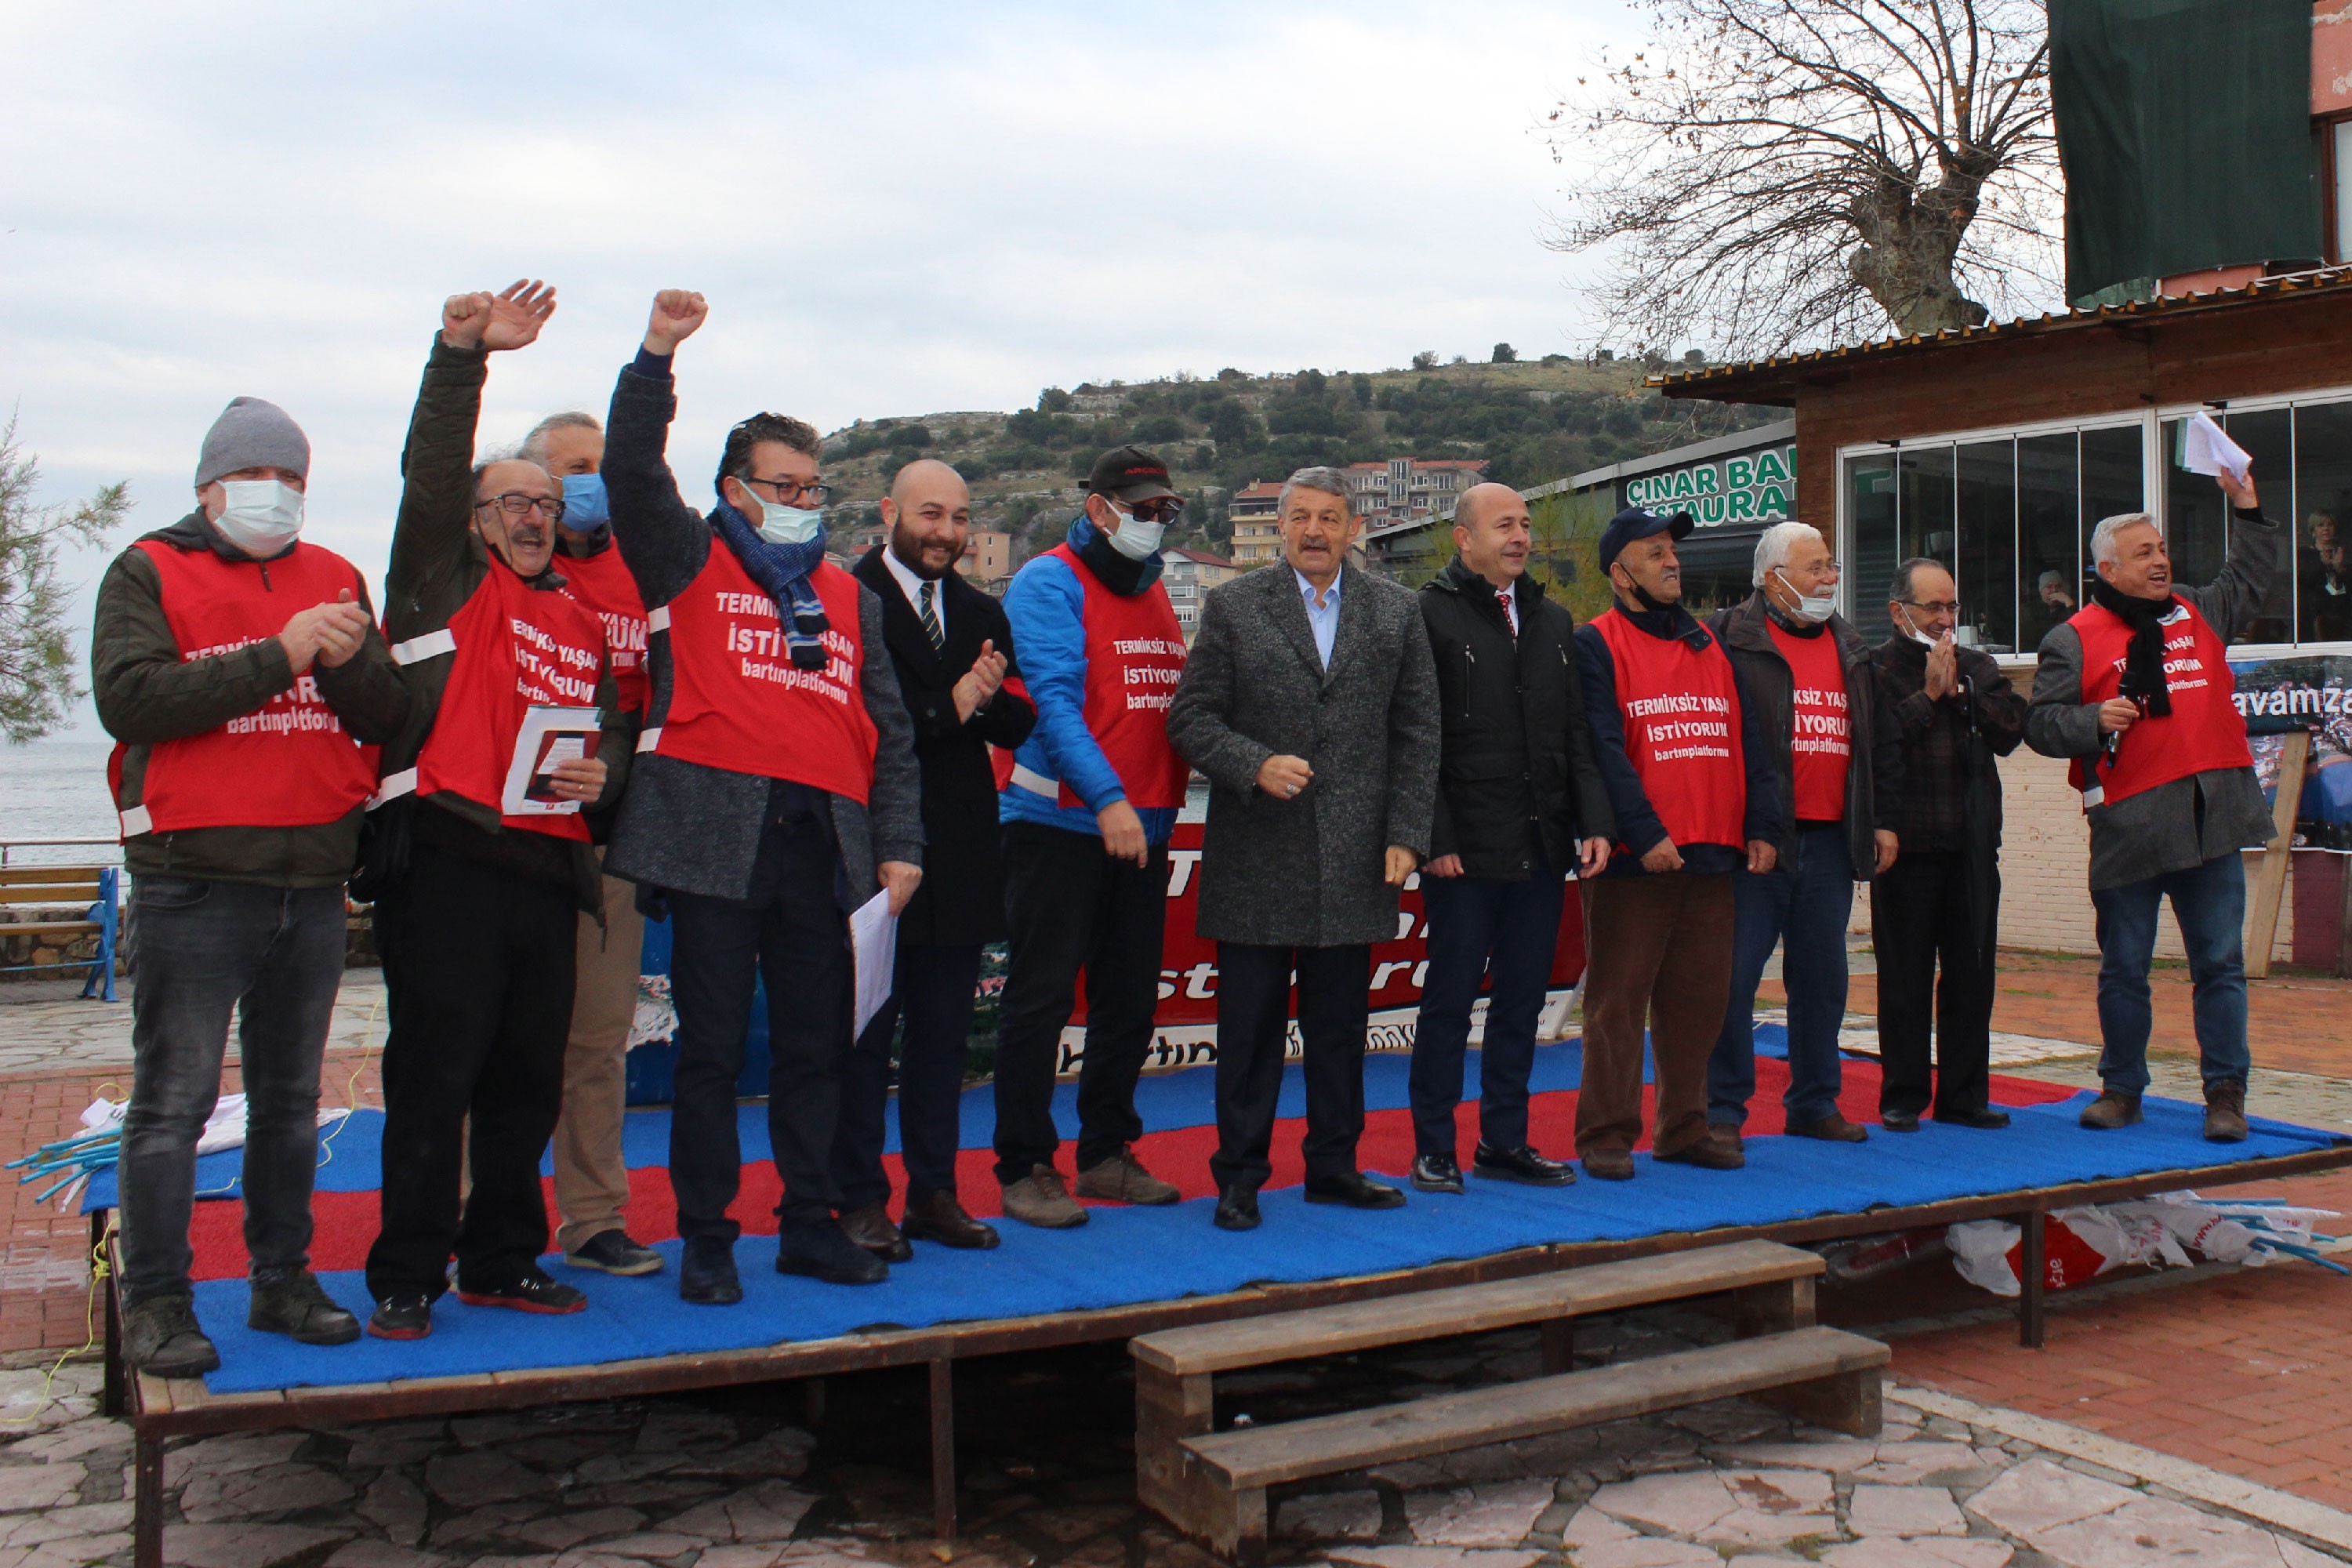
[93, 512, 410, 889]
[853, 545, 1036, 945]
[1167, 562, 1441, 947]
[601, 358, 923, 905]
[379, 338, 633, 908]
[1417, 557, 1613, 878]
[1869, 637, 2026, 853]
[1573, 604, 1781, 879]
[2026, 504, 2284, 891]
[1708, 592, 1901, 883]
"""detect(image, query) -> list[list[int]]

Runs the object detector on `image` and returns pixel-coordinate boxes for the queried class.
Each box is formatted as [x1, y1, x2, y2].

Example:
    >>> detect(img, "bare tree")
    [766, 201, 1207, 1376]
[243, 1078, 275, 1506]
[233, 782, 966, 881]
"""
[1547, 0, 2059, 358]
[0, 417, 130, 743]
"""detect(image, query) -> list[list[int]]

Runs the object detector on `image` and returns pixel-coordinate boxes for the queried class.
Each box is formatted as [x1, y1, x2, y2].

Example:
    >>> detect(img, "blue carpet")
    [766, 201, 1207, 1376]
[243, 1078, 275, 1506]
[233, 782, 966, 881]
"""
[183, 1088, 2342, 1395]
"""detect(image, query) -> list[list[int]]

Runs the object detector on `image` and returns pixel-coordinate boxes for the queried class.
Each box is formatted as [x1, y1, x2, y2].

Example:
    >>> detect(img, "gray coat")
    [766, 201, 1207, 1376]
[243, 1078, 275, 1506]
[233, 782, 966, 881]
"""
[601, 361, 923, 905]
[1167, 562, 1441, 947]
[2024, 506, 2283, 891]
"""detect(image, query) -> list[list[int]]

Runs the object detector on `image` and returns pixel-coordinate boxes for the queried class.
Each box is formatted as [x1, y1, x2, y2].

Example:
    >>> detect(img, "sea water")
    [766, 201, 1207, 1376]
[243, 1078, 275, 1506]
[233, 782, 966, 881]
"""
[1, 735, 118, 860]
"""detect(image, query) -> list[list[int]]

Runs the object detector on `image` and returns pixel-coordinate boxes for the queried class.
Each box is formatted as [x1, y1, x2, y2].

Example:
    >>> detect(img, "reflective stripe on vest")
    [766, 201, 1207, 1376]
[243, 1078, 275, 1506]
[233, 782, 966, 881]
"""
[2064, 597, 2253, 811]
[390, 627, 456, 665]
[1588, 607, 1748, 852]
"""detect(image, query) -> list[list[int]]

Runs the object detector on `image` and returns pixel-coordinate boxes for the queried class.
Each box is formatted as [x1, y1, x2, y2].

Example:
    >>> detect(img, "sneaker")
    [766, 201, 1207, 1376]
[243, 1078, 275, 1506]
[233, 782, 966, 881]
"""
[1786, 1112, 1870, 1143]
[838, 1201, 914, 1262]
[248, 1269, 361, 1346]
[777, 1220, 888, 1286]
[1001, 1164, 1089, 1229]
[123, 1293, 220, 1377]
[1410, 1152, 1465, 1194]
[565, 1230, 664, 1276]
[455, 1268, 587, 1315]
[2204, 1080, 2249, 1143]
[679, 1238, 742, 1306]
[1075, 1147, 1181, 1205]
[2078, 1090, 2144, 1131]
[1473, 1143, 1574, 1186]
[367, 1292, 434, 1341]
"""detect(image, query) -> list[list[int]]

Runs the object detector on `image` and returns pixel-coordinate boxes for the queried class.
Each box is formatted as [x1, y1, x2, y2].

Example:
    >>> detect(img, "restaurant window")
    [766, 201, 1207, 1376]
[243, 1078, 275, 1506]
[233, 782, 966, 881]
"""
[2297, 401, 2352, 641]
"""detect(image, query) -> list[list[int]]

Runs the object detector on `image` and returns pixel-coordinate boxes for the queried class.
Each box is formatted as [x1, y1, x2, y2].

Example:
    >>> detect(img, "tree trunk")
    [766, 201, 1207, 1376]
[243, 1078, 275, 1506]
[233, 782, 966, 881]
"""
[1846, 163, 1994, 336]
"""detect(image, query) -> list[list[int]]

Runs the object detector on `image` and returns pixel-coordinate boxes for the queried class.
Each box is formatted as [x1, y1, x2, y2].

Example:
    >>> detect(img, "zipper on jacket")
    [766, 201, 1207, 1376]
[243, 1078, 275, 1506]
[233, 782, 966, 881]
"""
[1461, 644, 1476, 720]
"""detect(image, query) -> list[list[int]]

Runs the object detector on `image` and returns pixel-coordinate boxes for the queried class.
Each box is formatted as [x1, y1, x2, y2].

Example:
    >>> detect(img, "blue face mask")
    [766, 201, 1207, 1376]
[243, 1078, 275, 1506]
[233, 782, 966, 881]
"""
[559, 472, 610, 532]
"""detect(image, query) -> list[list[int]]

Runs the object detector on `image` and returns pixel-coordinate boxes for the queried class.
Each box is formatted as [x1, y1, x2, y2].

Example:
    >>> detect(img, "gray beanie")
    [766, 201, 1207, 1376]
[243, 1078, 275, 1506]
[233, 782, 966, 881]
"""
[194, 397, 310, 490]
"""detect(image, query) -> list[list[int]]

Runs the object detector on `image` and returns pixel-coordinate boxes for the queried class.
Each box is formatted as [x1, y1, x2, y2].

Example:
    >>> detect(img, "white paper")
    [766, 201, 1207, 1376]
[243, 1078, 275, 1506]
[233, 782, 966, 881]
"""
[499, 705, 602, 816]
[850, 887, 899, 1038]
[2183, 409, 2251, 482]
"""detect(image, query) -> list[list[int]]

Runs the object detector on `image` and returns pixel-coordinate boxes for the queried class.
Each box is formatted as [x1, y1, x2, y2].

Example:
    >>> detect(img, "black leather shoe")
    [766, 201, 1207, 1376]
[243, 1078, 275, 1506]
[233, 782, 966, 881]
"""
[679, 1240, 742, 1306]
[366, 1293, 434, 1341]
[249, 1269, 361, 1345]
[455, 1267, 587, 1315]
[1938, 1106, 2012, 1130]
[778, 1220, 889, 1285]
[1214, 1187, 1261, 1231]
[1410, 1153, 1465, 1194]
[1880, 1109, 1922, 1132]
[1474, 1143, 1574, 1186]
[1304, 1171, 1406, 1210]
[838, 1201, 914, 1262]
[901, 1190, 1000, 1250]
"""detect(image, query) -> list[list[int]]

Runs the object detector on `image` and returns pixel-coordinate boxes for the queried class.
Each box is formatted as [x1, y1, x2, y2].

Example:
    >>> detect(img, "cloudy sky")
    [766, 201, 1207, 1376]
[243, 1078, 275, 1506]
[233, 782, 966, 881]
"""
[4, 0, 1642, 728]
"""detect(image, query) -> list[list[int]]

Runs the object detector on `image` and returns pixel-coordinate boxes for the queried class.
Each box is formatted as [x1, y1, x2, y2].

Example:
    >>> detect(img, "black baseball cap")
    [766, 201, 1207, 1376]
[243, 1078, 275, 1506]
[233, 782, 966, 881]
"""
[1083, 445, 1180, 503]
[1597, 505, 1695, 572]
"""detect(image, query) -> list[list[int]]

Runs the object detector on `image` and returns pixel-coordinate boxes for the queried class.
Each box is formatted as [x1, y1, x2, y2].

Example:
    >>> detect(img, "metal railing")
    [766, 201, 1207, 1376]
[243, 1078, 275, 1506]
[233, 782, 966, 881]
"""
[0, 837, 122, 869]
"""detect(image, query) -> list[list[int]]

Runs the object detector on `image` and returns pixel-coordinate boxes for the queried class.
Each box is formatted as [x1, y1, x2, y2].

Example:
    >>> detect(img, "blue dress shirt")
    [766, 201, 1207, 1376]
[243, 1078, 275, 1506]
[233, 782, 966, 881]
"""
[1295, 567, 1341, 669]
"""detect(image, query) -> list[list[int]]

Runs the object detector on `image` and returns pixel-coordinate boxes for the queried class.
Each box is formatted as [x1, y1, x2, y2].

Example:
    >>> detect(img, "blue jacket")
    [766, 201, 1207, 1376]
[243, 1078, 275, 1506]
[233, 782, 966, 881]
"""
[997, 516, 1179, 844]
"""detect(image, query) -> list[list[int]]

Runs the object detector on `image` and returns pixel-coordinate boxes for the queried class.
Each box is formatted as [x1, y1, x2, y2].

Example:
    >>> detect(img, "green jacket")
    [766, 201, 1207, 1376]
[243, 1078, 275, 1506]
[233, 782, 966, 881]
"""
[93, 513, 411, 889]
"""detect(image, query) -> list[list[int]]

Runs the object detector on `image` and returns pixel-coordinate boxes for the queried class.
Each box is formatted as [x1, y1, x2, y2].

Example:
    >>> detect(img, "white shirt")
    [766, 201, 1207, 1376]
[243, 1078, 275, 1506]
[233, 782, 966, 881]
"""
[882, 546, 948, 642]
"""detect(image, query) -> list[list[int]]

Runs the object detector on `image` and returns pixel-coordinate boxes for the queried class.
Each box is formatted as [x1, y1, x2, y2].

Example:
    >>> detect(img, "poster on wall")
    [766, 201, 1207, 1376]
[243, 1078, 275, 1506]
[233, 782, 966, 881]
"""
[2233, 655, 2352, 850]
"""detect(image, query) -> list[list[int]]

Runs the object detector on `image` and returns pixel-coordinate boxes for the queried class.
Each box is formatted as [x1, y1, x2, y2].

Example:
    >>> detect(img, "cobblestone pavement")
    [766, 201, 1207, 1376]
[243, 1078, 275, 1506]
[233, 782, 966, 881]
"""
[4, 1304, 2352, 1568]
[0, 975, 388, 1076]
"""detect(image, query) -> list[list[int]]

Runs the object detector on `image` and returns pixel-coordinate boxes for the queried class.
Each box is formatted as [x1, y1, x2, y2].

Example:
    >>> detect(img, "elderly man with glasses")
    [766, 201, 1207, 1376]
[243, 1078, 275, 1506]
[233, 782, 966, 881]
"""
[1704, 522, 1901, 1152]
[601, 291, 924, 1302]
[1868, 560, 2027, 1131]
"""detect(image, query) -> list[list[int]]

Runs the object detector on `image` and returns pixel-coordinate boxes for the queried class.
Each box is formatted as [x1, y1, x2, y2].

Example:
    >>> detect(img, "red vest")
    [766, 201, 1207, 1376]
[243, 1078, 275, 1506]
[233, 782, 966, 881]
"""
[642, 546, 877, 804]
[994, 543, 1191, 810]
[110, 539, 381, 837]
[1590, 607, 1747, 852]
[2066, 597, 2253, 809]
[401, 561, 606, 841]
[1767, 619, 1853, 820]
[558, 542, 650, 720]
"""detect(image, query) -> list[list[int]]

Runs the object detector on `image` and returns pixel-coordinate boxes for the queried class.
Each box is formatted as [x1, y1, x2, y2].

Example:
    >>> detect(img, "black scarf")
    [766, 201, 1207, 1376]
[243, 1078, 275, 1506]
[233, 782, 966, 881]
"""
[2089, 577, 2176, 718]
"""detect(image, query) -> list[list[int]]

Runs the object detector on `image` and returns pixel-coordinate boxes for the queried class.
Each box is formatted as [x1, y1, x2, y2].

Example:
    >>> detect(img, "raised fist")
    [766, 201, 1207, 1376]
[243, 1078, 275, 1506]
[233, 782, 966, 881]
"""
[644, 290, 710, 354]
[442, 280, 557, 351]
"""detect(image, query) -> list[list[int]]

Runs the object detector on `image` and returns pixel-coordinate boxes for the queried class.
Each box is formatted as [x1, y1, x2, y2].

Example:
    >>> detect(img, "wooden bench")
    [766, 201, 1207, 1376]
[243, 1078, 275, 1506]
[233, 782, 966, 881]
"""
[0, 865, 121, 999]
[1131, 1240, 1888, 1563]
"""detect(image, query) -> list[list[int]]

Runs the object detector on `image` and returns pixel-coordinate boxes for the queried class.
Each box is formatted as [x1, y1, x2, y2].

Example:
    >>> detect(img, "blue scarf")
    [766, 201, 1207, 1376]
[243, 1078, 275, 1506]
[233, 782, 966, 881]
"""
[709, 496, 830, 670]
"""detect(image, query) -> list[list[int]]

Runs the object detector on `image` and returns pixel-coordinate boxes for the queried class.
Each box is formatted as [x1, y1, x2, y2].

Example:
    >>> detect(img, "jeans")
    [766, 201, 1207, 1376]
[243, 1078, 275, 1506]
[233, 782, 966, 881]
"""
[832, 941, 982, 1210]
[1710, 824, 1853, 1130]
[991, 822, 1167, 1183]
[1871, 850, 1997, 1118]
[2091, 849, 2250, 1094]
[1210, 942, 1370, 1192]
[1408, 847, 1566, 1157]
[118, 877, 344, 1307]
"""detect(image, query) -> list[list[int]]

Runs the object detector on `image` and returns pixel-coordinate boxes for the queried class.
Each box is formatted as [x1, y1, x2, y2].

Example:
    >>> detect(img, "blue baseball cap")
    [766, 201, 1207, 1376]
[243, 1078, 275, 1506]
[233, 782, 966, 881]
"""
[1597, 505, 1695, 573]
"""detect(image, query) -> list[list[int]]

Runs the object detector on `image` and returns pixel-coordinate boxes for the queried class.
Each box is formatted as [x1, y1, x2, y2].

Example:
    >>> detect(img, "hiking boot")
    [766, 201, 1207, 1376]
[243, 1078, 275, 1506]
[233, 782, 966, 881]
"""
[455, 1268, 587, 1315]
[1787, 1112, 1870, 1143]
[248, 1269, 360, 1346]
[123, 1293, 220, 1377]
[1075, 1147, 1180, 1205]
[1001, 1164, 1089, 1229]
[1655, 1135, 1744, 1171]
[2204, 1080, 2249, 1143]
[1581, 1149, 1635, 1181]
[1410, 1152, 1465, 1194]
[902, 1191, 999, 1250]
[777, 1220, 888, 1286]
[565, 1230, 664, 1276]
[367, 1293, 434, 1341]
[838, 1201, 913, 1262]
[2078, 1090, 2143, 1131]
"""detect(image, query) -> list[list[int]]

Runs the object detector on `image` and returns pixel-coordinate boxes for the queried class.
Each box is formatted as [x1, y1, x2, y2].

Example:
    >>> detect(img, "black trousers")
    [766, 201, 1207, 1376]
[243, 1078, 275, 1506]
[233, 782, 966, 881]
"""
[1408, 844, 1566, 1157]
[992, 822, 1167, 1183]
[832, 941, 981, 1211]
[667, 813, 851, 1241]
[1870, 849, 1998, 1119]
[1211, 942, 1370, 1193]
[368, 845, 576, 1301]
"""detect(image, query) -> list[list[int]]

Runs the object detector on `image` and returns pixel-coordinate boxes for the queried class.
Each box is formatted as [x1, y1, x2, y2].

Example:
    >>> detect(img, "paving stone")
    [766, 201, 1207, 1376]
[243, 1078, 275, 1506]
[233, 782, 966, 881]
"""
[1588, 1471, 1734, 1534]
[515, 1508, 648, 1550]
[632, 1410, 739, 1454]
[163, 1522, 350, 1568]
[1822, 1543, 2013, 1568]
[5, 1421, 127, 1464]
[179, 1461, 354, 1523]
[324, 1542, 452, 1568]
[1666, 1402, 1783, 1444]
[1715, 1438, 1880, 1473]
[671, 1428, 815, 1481]
[1276, 1490, 1383, 1542]
[1320, 1548, 1545, 1568]
[2278, 1542, 2347, 1568]
[1857, 1443, 1989, 1484]
[426, 1448, 557, 1508]
[574, 1454, 685, 1486]
[1405, 1480, 1555, 1548]
[1691, 1471, 1838, 1548]
[165, 1432, 307, 1487]
[1961, 1460, 2134, 1538]
[2030, 1497, 2308, 1568]
[1022, 1504, 1134, 1544]
[662, 1480, 819, 1542]
[430, 1500, 550, 1548]
[695, 1549, 796, 1568]
[0, 1464, 82, 1514]
[572, 1479, 724, 1509]
[1559, 1542, 1720, 1568]
[1846, 1484, 1968, 1537]
[1559, 1505, 1637, 1548]
[357, 1474, 428, 1548]
[576, 1530, 707, 1559]
[340, 1436, 442, 1470]
[0, 1503, 129, 1549]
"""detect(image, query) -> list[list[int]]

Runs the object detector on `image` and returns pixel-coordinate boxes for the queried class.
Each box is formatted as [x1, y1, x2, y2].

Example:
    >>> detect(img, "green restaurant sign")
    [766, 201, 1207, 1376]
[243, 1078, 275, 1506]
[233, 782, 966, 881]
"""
[1623, 443, 1797, 525]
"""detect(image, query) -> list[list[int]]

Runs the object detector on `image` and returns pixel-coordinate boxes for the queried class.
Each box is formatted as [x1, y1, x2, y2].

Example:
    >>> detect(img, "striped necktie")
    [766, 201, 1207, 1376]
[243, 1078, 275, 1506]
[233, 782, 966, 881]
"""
[918, 580, 945, 652]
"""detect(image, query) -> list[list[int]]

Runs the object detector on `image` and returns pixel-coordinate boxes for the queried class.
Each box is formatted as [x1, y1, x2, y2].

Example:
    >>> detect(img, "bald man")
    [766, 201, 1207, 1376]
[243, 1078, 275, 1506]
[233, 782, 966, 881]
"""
[831, 461, 1038, 1258]
[1409, 483, 1614, 1192]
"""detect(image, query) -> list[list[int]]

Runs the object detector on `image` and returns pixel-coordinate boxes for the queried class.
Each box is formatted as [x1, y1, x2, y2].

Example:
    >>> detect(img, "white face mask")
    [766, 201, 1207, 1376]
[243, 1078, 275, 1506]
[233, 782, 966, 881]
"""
[1105, 504, 1166, 562]
[212, 478, 304, 556]
[739, 481, 825, 547]
[1896, 604, 1944, 647]
[1773, 568, 1838, 623]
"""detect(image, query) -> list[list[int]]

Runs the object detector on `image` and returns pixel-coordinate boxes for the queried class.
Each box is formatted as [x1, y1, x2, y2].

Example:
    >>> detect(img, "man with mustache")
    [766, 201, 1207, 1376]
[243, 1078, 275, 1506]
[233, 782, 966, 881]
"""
[1571, 506, 1779, 1181]
[2025, 463, 2276, 1141]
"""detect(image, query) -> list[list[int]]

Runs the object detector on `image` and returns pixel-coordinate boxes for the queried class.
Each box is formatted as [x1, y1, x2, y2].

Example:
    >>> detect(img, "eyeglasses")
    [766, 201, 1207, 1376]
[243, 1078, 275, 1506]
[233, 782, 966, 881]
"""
[746, 475, 835, 506]
[1900, 600, 1962, 616]
[1123, 499, 1185, 525]
[476, 492, 564, 521]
